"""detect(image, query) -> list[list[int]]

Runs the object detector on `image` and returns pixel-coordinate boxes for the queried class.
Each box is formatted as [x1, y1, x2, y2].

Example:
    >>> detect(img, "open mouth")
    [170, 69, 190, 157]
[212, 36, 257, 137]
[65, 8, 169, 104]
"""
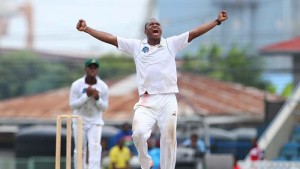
[152, 29, 159, 35]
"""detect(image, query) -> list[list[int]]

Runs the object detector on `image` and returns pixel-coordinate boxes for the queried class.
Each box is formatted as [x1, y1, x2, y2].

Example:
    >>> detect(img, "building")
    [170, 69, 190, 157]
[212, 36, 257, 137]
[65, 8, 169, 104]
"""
[158, 0, 300, 55]
[157, 0, 300, 94]
[260, 36, 300, 87]
[0, 72, 283, 164]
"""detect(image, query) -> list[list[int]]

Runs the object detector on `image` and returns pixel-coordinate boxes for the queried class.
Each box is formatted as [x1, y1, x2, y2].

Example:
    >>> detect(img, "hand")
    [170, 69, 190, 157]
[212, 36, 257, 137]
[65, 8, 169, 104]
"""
[76, 19, 87, 31]
[217, 11, 228, 22]
[86, 86, 93, 97]
[92, 89, 100, 100]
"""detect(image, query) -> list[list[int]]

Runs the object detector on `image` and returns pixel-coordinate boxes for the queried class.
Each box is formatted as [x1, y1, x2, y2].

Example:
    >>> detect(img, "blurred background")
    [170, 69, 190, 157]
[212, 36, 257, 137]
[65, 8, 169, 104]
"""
[1, 0, 300, 169]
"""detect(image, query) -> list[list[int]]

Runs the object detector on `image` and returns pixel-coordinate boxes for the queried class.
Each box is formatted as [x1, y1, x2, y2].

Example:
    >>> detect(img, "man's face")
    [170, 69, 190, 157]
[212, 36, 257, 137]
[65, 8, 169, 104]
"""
[122, 123, 131, 132]
[85, 64, 98, 77]
[144, 18, 162, 40]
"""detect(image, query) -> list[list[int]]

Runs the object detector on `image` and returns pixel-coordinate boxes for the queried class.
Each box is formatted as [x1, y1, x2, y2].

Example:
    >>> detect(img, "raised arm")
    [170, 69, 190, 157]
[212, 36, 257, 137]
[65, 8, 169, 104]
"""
[188, 11, 228, 42]
[76, 19, 118, 47]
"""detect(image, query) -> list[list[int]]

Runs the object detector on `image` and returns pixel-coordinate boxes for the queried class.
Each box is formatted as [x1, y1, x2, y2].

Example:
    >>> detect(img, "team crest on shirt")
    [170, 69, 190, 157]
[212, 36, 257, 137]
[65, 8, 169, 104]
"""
[82, 88, 87, 93]
[141, 46, 149, 53]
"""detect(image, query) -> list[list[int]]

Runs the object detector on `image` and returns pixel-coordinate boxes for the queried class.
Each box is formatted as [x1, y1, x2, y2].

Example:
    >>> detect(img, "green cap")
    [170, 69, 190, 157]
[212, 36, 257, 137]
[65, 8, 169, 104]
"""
[85, 58, 99, 68]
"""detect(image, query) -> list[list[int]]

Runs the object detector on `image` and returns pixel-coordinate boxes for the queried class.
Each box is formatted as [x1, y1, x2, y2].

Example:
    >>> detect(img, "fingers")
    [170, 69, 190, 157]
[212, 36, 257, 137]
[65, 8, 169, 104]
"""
[76, 20, 81, 30]
[76, 19, 86, 31]
[218, 11, 228, 22]
[86, 86, 93, 96]
[221, 11, 227, 17]
[220, 11, 228, 18]
[93, 89, 99, 94]
[85, 86, 100, 99]
[92, 89, 100, 100]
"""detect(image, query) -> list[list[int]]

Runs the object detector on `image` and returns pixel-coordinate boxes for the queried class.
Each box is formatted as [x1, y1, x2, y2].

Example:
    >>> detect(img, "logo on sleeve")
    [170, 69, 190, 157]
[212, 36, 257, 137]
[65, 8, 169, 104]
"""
[141, 46, 149, 53]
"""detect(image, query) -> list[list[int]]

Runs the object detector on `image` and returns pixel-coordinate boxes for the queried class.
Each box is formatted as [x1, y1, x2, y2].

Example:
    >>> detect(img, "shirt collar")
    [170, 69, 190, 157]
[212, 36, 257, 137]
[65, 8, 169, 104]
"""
[142, 37, 165, 47]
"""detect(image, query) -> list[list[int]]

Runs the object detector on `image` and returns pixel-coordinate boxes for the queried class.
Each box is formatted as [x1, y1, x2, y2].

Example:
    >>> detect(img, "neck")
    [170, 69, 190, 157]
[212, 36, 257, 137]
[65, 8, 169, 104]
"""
[85, 76, 96, 85]
[147, 38, 160, 46]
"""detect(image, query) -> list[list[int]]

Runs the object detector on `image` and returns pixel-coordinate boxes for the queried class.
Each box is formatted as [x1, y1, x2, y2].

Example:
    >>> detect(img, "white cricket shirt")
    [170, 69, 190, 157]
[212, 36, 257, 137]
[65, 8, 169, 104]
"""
[117, 32, 190, 95]
[69, 76, 109, 125]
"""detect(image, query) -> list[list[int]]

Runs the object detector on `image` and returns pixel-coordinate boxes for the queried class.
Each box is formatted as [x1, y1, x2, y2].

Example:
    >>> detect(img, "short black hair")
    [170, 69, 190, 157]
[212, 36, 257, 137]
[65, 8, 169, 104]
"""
[144, 18, 157, 30]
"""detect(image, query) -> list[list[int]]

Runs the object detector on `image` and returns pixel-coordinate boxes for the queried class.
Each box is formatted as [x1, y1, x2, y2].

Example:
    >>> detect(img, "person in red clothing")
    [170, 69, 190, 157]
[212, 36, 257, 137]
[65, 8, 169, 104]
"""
[233, 164, 241, 169]
[233, 157, 241, 169]
[249, 138, 263, 161]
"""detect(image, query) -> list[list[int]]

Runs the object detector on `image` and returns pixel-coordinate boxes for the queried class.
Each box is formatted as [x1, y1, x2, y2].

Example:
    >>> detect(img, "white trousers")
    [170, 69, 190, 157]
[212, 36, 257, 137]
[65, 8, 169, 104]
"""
[73, 123, 103, 169]
[132, 93, 178, 169]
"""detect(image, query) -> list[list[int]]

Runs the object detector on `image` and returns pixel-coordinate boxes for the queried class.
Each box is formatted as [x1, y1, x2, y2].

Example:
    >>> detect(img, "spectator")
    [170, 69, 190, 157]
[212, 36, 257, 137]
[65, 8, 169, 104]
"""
[147, 136, 160, 169]
[112, 122, 137, 155]
[249, 138, 263, 161]
[233, 157, 241, 169]
[101, 138, 109, 160]
[109, 137, 131, 169]
[112, 123, 132, 145]
[182, 134, 206, 158]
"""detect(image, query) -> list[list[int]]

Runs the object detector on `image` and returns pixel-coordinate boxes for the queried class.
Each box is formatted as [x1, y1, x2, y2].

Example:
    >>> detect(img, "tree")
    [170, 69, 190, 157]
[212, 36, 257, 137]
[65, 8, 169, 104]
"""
[99, 54, 135, 80]
[181, 44, 272, 91]
[281, 83, 293, 98]
[0, 51, 135, 100]
[0, 51, 83, 99]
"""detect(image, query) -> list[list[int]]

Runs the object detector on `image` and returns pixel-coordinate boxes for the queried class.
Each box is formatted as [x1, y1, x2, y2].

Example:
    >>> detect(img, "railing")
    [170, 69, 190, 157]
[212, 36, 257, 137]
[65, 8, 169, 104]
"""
[238, 160, 300, 169]
[4, 157, 300, 169]
[0, 157, 61, 169]
[256, 82, 300, 159]
[0, 156, 141, 169]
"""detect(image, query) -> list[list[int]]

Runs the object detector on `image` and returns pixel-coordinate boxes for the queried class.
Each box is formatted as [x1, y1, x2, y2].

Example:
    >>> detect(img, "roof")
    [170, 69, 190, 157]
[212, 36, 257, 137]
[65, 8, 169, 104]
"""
[260, 36, 300, 55]
[0, 73, 283, 125]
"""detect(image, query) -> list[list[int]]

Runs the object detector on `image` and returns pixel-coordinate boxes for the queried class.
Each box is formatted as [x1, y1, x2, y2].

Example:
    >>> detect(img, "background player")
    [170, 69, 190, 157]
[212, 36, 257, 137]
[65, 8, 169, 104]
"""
[70, 59, 109, 169]
[76, 11, 228, 169]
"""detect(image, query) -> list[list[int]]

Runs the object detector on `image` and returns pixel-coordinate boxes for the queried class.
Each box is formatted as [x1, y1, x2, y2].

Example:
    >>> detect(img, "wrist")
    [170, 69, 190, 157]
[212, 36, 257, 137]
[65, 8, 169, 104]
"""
[215, 18, 221, 25]
[83, 26, 88, 32]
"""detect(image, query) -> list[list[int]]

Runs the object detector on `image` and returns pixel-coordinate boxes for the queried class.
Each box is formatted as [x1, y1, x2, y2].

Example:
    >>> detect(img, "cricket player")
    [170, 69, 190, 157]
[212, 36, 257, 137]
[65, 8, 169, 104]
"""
[70, 59, 109, 169]
[76, 11, 228, 169]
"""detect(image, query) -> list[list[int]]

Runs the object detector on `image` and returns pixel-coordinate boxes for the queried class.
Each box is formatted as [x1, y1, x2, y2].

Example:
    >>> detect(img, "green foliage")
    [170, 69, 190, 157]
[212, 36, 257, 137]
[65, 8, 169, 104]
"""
[0, 51, 82, 99]
[281, 83, 293, 98]
[1, 44, 278, 100]
[99, 54, 135, 80]
[0, 51, 135, 100]
[0, 51, 41, 99]
[181, 44, 271, 90]
[266, 84, 277, 94]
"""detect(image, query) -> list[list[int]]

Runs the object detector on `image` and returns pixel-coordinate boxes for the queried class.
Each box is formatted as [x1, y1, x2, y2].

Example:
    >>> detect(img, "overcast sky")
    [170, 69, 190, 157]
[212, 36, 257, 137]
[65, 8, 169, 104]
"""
[0, 0, 155, 56]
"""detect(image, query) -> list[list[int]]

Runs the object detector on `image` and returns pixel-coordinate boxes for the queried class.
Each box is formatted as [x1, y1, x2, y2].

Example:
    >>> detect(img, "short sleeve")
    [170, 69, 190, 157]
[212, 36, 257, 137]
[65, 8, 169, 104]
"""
[117, 37, 140, 56]
[166, 32, 191, 55]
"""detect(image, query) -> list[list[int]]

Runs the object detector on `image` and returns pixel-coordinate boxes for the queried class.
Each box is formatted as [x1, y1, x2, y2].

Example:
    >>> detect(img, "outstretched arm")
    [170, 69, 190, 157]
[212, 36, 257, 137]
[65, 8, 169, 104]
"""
[188, 11, 228, 42]
[76, 19, 118, 47]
